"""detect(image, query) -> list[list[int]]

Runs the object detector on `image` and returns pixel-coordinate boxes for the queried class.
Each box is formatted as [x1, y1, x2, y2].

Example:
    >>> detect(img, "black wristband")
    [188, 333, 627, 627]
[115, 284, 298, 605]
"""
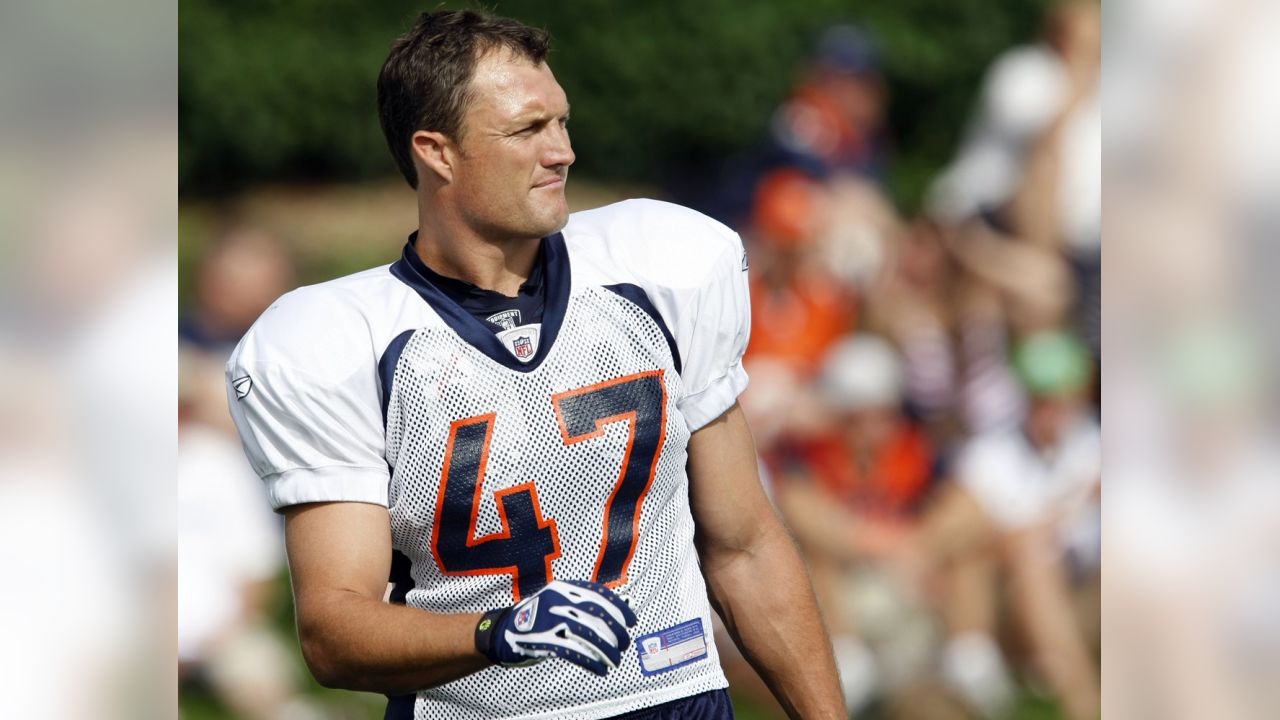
[474, 608, 509, 660]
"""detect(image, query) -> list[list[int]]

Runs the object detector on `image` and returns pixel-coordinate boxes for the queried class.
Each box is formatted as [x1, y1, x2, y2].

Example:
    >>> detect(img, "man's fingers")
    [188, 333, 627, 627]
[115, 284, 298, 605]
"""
[549, 605, 624, 650]
[555, 615, 624, 667]
[516, 628, 615, 675]
[526, 616, 623, 667]
[553, 580, 639, 627]
[526, 642, 610, 676]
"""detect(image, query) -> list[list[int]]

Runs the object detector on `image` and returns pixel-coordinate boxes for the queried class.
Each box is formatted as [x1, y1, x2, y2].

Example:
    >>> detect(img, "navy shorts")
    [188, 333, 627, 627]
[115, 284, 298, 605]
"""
[608, 689, 735, 719]
[386, 688, 734, 719]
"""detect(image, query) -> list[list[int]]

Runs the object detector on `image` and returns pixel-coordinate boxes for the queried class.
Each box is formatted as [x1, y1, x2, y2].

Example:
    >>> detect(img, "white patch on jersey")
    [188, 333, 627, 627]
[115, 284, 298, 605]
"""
[496, 323, 541, 363]
[636, 618, 708, 676]
[486, 308, 522, 330]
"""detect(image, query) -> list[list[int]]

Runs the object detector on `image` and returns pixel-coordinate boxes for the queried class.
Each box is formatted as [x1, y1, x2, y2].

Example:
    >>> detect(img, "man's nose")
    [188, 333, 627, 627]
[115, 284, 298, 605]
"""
[543, 125, 574, 168]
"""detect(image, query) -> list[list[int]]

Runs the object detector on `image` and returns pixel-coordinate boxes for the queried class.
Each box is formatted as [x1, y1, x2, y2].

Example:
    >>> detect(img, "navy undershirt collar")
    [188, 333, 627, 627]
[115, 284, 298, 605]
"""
[403, 232, 547, 332]
[389, 231, 571, 372]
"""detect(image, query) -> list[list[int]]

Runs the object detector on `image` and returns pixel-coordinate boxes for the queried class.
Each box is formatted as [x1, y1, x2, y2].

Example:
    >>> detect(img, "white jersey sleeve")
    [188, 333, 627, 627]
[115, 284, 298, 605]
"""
[666, 222, 751, 431]
[226, 284, 389, 510]
[565, 199, 752, 432]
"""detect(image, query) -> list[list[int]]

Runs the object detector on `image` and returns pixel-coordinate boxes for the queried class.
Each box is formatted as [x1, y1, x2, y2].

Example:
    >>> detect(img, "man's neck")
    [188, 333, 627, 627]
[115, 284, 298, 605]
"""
[415, 208, 542, 297]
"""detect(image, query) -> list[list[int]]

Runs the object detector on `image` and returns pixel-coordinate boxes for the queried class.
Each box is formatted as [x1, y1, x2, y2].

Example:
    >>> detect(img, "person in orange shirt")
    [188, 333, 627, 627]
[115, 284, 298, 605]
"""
[769, 24, 888, 180]
[771, 334, 938, 713]
[744, 168, 855, 377]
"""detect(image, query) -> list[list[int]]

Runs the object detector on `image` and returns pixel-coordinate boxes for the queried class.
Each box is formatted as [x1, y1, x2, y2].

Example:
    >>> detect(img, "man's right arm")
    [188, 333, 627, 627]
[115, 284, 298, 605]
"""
[284, 501, 490, 695]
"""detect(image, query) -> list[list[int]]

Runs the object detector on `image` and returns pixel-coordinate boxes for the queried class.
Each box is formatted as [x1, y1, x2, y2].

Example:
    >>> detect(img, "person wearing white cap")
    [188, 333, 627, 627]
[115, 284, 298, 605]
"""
[773, 334, 938, 714]
[817, 334, 906, 412]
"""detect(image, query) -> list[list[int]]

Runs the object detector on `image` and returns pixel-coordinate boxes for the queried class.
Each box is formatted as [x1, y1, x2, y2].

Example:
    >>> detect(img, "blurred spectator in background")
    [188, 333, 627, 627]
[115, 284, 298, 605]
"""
[739, 168, 856, 448]
[703, 23, 889, 230]
[178, 346, 320, 720]
[866, 218, 1032, 446]
[744, 169, 856, 374]
[769, 24, 888, 182]
[926, 0, 1100, 356]
[177, 227, 307, 717]
[820, 174, 901, 292]
[771, 335, 938, 714]
[907, 330, 1099, 720]
[866, 210, 1079, 447]
[179, 223, 295, 357]
[926, 0, 1099, 246]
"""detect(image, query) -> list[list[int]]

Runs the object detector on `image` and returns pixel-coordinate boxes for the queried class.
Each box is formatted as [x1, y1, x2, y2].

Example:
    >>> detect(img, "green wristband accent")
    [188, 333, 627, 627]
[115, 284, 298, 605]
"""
[474, 608, 509, 659]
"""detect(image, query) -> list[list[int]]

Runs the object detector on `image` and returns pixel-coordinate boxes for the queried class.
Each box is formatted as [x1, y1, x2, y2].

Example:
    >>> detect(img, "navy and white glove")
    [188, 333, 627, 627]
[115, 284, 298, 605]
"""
[475, 579, 638, 676]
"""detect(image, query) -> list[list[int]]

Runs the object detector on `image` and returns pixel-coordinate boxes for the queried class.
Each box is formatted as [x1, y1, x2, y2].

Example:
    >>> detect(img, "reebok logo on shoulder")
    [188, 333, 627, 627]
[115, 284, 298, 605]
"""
[232, 375, 253, 400]
[740, 250, 749, 271]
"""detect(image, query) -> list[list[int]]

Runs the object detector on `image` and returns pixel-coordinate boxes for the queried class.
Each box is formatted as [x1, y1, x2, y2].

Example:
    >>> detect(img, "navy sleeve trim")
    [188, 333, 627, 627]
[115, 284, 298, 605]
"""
[384, 694, 415, 719]
[383, 549, 417, 718]
[604, 283, 683, 375]
[378, 329, 416, 425]
[387, 549, 415, 604]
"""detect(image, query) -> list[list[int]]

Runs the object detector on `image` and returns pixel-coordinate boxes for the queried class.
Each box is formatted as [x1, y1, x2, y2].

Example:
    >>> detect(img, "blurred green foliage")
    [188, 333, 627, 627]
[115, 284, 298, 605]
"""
[180, 0, 1051, 209]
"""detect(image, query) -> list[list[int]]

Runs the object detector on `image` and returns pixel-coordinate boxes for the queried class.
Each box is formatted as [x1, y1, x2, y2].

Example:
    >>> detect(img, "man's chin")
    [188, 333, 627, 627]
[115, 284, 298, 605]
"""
[500, 198, 568, 240]
[534, 206, 570, 237]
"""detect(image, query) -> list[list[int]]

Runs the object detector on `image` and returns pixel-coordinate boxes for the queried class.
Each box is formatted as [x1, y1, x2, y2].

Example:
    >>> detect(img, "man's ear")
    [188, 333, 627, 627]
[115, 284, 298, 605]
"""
[412, 130, 456, 184]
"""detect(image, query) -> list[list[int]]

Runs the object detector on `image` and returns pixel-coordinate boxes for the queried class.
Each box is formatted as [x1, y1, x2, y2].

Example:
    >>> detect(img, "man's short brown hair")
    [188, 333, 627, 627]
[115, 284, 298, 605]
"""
[377, 9, 550, 188]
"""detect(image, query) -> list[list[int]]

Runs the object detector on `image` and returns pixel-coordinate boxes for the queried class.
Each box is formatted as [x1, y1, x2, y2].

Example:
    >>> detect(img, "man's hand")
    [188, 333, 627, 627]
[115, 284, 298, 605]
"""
[477, 580, 638, 676]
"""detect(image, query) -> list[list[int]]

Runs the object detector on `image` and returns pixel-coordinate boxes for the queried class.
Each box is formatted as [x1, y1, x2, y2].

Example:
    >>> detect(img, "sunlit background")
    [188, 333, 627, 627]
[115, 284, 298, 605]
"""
[6, 0, 1278, 717]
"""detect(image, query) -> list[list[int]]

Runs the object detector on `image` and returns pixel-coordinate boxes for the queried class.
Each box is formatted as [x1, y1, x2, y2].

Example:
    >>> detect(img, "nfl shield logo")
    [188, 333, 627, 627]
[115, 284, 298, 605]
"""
[513, 335, 533, 358]
[643, 637, 663, 656]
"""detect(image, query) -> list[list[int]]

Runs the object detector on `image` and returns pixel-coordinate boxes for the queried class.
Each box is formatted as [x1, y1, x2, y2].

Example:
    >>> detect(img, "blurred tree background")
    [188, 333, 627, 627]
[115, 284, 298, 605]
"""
[180, 0, 1051, 211]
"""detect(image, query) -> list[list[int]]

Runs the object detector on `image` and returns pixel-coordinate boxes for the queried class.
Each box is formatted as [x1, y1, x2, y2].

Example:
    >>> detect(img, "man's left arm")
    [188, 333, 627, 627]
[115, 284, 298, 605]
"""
[688, 402, 845, 719]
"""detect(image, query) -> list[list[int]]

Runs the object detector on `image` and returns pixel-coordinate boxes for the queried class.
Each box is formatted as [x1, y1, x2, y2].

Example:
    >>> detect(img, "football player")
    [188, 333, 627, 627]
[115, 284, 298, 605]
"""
[227, 9, 844, 719]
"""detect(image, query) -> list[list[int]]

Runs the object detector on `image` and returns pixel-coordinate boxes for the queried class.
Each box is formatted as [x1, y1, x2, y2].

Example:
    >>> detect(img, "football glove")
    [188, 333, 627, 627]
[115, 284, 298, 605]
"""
[474, 579, 638, 676]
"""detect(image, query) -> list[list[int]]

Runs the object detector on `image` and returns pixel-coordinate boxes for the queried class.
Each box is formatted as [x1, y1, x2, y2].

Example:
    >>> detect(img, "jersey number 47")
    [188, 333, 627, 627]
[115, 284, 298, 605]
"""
[431, 370, 667, 600]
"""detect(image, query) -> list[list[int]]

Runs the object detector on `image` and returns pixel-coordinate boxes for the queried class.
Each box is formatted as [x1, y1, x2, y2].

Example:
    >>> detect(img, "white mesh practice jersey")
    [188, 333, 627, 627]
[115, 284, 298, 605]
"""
[226, 199, 751, 719]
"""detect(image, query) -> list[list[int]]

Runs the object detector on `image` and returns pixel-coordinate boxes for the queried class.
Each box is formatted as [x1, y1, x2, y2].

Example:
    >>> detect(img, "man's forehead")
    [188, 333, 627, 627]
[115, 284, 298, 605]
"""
[468, 50, 567, 117]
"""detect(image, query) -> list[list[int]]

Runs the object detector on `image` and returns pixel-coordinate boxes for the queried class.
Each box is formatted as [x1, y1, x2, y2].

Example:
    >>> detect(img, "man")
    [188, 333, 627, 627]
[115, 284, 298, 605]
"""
[768, 24, 887, 181]
[771, 335, 937, 714]
[905, 330, 1100, 719]
[179, 223, 295, 358]
[226, 9, 843, 719]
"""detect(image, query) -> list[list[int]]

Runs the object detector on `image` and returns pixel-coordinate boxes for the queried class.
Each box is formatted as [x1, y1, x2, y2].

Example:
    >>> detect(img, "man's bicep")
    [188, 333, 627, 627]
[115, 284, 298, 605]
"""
[686, 403, 777, 556]
[284, 501, 393, 602]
